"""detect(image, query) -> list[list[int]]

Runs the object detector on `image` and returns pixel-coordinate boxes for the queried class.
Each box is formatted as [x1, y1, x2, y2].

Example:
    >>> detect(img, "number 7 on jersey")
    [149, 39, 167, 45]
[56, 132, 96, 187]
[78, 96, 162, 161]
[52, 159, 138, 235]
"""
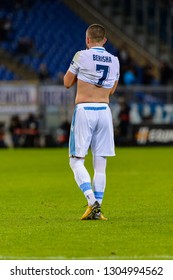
[96, 64, 109, 86]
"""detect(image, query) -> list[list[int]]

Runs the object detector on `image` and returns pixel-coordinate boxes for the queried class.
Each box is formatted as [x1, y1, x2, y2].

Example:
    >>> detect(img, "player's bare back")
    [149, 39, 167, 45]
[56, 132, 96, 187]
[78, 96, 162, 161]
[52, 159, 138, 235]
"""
[75, 79, 117, 104]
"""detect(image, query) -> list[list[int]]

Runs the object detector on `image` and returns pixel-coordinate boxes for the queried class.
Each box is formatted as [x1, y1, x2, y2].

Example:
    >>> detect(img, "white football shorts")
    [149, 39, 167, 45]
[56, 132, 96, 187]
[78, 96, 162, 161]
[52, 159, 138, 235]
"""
[69, 103, 115, 157]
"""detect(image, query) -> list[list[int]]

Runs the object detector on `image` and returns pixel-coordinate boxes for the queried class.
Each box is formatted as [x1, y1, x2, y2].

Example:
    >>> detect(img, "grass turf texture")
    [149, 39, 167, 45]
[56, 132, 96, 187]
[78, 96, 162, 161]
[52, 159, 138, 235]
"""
[0, 147, 173, 260]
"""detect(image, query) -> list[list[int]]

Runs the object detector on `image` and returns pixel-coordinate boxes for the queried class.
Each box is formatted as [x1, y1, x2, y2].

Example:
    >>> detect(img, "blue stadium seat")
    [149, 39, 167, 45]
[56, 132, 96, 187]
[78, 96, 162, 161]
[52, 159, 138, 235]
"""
[0, 65, 18, 80]
[0, 0, 118, 80]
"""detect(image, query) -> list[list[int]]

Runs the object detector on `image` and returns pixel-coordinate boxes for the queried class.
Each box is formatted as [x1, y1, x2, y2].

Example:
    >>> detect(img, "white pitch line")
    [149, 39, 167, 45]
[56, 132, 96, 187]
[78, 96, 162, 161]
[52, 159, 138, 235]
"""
[0, 255, 173, 260]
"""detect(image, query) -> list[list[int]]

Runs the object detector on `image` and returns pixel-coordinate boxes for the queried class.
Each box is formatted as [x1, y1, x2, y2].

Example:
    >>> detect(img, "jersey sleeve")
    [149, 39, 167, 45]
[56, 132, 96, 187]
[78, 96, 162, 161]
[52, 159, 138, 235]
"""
[68, 51, 81, 75]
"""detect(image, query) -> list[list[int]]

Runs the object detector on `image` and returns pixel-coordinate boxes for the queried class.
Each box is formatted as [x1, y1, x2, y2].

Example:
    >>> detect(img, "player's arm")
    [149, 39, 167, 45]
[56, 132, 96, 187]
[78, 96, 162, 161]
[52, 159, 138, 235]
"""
[110, 58, 120, 95]
[109, 80, 118, 95]
[64, 70, 77, 88]
[64, 51, 80, 88]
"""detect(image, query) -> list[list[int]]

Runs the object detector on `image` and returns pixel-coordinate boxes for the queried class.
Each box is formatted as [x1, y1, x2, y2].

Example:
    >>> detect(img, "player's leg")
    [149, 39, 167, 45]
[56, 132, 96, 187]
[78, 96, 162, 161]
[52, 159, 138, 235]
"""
[90, 105, 115, 220]
[69, 157, 95, 206]
[92, 155, 108, 220]
[69, 156, 101, 220]
[92, 155, 107, 205]
[69, 105, 100, 219]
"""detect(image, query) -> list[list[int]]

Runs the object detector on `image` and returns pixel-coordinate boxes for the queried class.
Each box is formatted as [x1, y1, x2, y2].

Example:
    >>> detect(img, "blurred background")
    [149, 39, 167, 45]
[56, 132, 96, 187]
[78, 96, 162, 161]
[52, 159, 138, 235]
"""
[0, 0, 173, 148]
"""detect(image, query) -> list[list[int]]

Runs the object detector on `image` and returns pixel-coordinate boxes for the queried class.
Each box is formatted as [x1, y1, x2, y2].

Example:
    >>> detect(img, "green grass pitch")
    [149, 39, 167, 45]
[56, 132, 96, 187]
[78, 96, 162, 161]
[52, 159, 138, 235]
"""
[0, 147, 173, 260]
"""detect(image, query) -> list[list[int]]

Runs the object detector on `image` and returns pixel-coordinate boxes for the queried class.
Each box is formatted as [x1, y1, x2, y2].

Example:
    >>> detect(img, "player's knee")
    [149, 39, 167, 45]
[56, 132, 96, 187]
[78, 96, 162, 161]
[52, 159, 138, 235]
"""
[69, 157, 76, 170]
[69, 157, 90, 186]
[69, 157, 84, 171]
[93, 156, 107, 173]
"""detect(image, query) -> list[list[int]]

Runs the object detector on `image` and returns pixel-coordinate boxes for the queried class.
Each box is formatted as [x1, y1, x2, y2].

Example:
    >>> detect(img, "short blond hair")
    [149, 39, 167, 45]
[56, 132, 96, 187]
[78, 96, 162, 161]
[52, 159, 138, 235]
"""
[86, 24, 106, 42]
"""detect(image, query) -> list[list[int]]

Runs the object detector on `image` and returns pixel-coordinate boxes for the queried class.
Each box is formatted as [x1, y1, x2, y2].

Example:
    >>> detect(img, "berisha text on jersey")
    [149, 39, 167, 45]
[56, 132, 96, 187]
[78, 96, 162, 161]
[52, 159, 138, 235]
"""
[93, 54, 112, 63]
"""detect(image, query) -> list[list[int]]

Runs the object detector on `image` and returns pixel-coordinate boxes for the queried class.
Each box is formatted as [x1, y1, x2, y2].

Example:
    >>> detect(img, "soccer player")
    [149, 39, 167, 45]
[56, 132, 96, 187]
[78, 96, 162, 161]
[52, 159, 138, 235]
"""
[64, 23, 120, 220]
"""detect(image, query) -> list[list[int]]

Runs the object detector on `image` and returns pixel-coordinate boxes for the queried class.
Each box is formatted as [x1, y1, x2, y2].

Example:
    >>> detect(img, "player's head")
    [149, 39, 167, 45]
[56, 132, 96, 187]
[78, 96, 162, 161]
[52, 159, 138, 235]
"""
[86, 23, 107, 48]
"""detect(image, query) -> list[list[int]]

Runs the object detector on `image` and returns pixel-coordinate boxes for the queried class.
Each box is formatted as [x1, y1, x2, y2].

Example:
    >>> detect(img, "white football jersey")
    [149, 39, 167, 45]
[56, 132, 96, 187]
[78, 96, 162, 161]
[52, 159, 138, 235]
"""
[68, 47, 120, 88]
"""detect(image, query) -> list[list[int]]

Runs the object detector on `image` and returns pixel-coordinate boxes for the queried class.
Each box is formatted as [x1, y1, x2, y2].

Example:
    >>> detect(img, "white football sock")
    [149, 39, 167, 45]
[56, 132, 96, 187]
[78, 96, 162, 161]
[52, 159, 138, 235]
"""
[92, 156, 107, 205]
[69, 157, 96, 206]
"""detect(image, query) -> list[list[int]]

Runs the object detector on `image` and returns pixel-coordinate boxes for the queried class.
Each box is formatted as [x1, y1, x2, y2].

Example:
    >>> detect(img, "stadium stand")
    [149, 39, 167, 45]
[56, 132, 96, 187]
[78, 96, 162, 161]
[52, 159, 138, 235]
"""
[86, 0, 173, 62]
[0, 0, 118, 81]
[0, 64, 18, 80]
[0, 0, 163, 84]
[0, 0, 173, 148]
[1, 0, 172, 84]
